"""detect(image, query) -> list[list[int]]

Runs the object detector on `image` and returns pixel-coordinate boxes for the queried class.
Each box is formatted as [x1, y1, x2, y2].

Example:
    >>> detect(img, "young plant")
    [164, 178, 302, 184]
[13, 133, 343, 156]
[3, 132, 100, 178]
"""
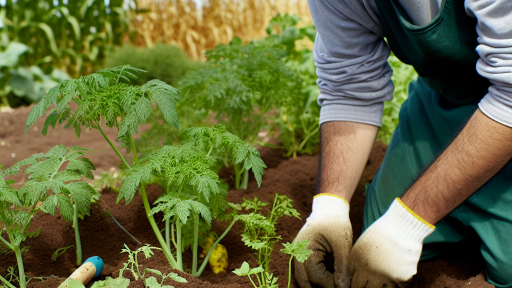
[0, 146, 96, 288]
[280, 240, 313, 288]
[233, 262, 277, 288]
[119, 244, 187, 288]
[237, 194, 301, 285]
[25, 65, 265, 274]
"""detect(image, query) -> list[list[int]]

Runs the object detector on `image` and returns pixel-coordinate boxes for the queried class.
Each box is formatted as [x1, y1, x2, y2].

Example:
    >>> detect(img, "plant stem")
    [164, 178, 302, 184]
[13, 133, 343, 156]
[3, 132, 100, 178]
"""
[97, 122, 131, 168]
[287, 256, 294, 288]
[141, 184, 179, 269]
[176, 220, 183, 271]
[128, 133, 179, 269]
[241, 169, 249, 190]
[165, 218, 170, 250]
[192, 212, 199, 275]
[195, 217, 238, 277]
[73, 204, 82, 266]
[248, 275, 258, 288]
[0, 235, 13, 250]
[234, 164, 241, 189]
[0, 274, 15, 288]
[13, 245, 26, 288]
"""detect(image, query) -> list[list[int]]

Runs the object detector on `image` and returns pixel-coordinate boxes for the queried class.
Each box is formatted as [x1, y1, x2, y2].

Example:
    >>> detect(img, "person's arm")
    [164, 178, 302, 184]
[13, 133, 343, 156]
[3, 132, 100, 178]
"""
[403, 0, 512, 224]
[318, 121, 378, 202]
[402, 110, 512, 224]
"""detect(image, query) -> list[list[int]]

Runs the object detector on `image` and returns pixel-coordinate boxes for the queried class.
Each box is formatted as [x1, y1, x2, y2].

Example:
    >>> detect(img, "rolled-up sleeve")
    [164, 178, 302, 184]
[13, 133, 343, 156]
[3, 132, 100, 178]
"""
[308, 0, 394, 126]
[465, 0, 512, 127]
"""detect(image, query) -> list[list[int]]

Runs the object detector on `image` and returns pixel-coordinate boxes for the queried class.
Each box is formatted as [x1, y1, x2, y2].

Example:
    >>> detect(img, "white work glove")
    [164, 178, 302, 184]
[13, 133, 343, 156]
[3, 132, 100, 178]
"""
[349, 198, 435, 288]
[294, 193, 352, 288]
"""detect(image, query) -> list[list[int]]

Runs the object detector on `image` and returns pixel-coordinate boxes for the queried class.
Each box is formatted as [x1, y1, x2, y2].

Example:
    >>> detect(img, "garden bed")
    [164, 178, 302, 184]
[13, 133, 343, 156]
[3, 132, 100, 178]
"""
[0, 105, 492, 288]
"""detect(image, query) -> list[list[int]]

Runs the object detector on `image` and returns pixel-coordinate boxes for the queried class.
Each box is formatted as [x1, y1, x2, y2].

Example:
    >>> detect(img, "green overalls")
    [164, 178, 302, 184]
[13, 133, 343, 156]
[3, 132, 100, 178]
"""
[364, 0, 512, 286]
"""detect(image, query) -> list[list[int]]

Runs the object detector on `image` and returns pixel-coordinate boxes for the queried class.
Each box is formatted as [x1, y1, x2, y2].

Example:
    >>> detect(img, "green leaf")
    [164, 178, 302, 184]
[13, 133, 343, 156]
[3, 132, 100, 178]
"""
[141, 79, 180, 129]
[59, 278, 85, 288]
[90, 277, 130, 288]
[67, 158, 95, 180]
[67, 182, 94, 216]
[40, 195, 59, 215]
[232, 261, 251, 276]
[145, 277, 162, 288]
[280, 239, 313, 263]
[58, 194, 74, 222]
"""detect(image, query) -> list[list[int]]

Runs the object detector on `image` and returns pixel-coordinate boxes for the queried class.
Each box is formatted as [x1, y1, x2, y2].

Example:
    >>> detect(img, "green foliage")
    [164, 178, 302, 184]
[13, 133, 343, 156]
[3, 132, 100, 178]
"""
[51, 245, 75, 261]
[0, 42, 69, 107]
[180, 125, 266, 189]
[259, 14, 320, 158]
[0, 0, 135, 78]
[0, 146, 96, 288]
[233, 261, 278, 288]
[238, 194, 300, 278]
[104, 44, 200, 87]
[179, 37, 302, 146]
[119, 244, 187, 288]
[24, 65, 180, 140]
[281, 240, 313, 288]
[26, 65, 265, 275]
[377, 55, 418, 144]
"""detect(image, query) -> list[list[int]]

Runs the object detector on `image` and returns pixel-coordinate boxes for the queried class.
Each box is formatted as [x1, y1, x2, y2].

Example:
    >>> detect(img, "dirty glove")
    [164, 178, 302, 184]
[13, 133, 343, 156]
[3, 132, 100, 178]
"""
[349, 198, 435, 288]
[294, 193, 352, 288]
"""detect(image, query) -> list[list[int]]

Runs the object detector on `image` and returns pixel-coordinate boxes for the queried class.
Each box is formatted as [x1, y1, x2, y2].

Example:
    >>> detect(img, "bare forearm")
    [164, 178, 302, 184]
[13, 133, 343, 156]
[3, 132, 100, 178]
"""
[402, 109, 512, 224]
[318, 121, 378, 202]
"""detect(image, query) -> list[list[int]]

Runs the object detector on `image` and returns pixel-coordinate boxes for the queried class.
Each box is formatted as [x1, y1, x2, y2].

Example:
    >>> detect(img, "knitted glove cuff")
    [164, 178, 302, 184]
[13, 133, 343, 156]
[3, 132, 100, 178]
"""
[380, 198, 436, 243]
[310, 193, 350, 220]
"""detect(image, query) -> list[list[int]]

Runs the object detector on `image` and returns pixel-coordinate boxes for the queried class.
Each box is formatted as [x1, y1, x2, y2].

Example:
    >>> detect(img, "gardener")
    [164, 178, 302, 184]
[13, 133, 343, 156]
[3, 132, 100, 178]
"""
[294, 0, 512, 287]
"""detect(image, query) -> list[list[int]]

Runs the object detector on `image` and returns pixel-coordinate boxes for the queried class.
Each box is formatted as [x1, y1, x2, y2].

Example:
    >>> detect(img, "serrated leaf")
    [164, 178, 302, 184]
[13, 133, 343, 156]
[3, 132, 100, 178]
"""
[67, 158, 95, 180]
[40, 195, 58, 215]
[58, 194, 74, 221]
[67, 182, 94, 216]
[59, 278, 86, 288]
[281, 239, 313, 263]
[25, 84, 61, 134]
[142, 79, 180, 129]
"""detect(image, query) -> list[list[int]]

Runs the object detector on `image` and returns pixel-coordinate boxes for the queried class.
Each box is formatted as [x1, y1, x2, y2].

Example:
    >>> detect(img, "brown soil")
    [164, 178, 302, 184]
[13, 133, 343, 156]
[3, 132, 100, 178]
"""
[0, 105, 493, 288]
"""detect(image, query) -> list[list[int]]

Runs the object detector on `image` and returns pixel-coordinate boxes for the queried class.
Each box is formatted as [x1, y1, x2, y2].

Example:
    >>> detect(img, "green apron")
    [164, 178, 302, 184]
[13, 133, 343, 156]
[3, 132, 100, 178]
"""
[364, 0, 512, 286]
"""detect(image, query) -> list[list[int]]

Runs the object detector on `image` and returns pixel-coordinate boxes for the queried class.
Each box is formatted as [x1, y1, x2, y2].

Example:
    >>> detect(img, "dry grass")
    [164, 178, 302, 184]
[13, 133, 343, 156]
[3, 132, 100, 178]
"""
[132, 0, 312, 60]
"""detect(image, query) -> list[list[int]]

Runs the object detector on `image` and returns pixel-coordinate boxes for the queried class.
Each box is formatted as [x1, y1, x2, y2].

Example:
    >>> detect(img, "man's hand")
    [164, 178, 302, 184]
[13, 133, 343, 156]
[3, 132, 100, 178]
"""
[349, 198, 435, 288]
[295, 194, 352, 288]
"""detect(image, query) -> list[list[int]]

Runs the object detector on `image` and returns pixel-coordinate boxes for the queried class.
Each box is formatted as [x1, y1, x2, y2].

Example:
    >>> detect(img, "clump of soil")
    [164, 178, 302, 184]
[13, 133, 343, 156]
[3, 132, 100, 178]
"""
[0, 106, 493, 288]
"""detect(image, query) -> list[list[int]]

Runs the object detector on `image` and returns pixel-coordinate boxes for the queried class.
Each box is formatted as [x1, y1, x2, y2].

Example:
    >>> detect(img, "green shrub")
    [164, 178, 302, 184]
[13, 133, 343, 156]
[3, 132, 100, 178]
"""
[104, 44, 200, 86]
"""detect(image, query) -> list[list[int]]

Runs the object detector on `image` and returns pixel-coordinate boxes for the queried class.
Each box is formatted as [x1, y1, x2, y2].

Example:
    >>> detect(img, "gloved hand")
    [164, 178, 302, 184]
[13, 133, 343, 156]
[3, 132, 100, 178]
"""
[294, 193, 352, 288]
[349, 198, 435, 288]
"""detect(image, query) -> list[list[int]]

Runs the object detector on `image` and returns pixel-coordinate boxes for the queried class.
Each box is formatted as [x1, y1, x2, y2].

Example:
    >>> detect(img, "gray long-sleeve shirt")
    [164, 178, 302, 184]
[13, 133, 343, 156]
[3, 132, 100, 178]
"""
[309, 0, 512, 128]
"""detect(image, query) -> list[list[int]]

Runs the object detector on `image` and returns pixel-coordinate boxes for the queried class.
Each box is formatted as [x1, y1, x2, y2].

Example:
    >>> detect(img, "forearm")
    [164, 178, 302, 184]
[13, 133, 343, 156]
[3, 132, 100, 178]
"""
[318, 121, 378, 202]
[402, 109, 512, 224]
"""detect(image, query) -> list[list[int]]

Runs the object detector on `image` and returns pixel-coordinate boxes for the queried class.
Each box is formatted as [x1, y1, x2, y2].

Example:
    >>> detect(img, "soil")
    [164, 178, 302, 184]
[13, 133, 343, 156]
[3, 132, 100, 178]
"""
[0, 105, 493, 288]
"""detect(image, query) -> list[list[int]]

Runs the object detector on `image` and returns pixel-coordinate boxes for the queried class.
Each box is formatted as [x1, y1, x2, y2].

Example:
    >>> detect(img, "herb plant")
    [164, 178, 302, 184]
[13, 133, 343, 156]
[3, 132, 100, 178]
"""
[237, 194, 301, 282]
[25, 65, 265, 275]
[0, 146, 96, 288]
[118, 244, 188, 288]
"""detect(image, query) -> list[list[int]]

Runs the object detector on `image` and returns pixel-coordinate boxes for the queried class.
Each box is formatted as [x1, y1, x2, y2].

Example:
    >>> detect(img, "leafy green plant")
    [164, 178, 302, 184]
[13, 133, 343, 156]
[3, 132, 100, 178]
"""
[0, 145, 96, 288]
[179, 39, 297, 188]
[233, 240, 312, 288]
[237, 194, 301, 281]
[0, 0, 135, 78]
[119, 244, 188, 288]
[0, 41, 69, 107]
[104, 44, 200, 87]
[25, 65, 265, 275]
[280, 240, 313, 288]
